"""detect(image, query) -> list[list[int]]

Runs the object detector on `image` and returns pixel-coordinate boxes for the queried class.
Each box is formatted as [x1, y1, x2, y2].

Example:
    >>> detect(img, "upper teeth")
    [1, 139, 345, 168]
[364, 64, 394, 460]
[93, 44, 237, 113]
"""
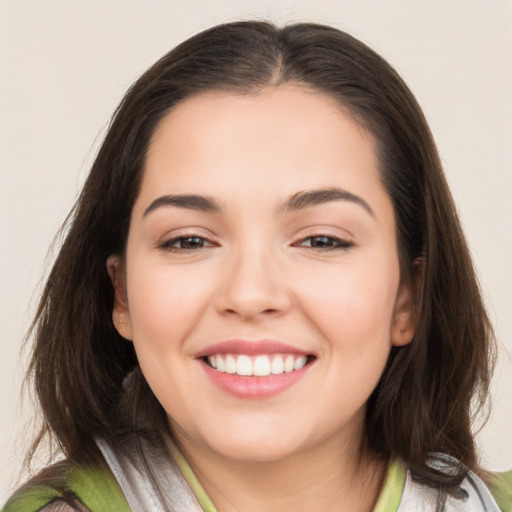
[207, 354, 308, 377]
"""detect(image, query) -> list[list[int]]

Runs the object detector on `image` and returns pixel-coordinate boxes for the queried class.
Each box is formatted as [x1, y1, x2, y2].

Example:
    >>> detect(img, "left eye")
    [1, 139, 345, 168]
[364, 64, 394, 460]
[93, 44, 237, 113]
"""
[160, 236, 214, 251]
[295, 236, 353, 251]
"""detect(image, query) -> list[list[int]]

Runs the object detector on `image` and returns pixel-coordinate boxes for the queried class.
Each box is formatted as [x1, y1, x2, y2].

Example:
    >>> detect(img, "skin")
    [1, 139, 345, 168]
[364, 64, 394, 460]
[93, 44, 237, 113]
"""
[109, 85, 415, 512]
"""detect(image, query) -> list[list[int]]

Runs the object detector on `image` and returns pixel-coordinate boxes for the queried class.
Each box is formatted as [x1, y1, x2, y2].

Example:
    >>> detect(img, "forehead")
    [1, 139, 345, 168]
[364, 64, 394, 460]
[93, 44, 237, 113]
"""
[148, 85, 371, 158]
[136, 85, 387, 217]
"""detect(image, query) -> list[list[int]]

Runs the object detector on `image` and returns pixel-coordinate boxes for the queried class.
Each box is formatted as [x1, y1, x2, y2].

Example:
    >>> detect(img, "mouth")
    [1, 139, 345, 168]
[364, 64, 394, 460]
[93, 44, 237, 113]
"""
[196, 340, 316, 398]
[203, 353, 315, 377]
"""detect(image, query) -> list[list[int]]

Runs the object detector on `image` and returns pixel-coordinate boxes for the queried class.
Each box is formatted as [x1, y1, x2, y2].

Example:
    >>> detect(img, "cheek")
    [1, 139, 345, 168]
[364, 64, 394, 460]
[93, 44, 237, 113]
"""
[296, 257, 400, 346]
[298, 258, 400, 419]
[125, 264, 211, 422]
[127, 262, 212, 340]
[124, 261, 217, 399]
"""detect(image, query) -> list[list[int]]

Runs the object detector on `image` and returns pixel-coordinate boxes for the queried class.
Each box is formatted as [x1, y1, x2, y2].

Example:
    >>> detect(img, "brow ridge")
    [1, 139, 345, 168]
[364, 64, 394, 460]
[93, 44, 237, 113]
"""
[280, 187, 374, 216]
[143, 194, 222, 217]
[143, 187, 373, 218]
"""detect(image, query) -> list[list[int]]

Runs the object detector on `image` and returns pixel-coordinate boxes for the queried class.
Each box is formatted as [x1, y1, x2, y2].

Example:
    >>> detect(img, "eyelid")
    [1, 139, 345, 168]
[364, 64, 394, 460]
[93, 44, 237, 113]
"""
[156, 228, 219, 252]
[291, 228, 355, 252]
[295, 235, 353, 248]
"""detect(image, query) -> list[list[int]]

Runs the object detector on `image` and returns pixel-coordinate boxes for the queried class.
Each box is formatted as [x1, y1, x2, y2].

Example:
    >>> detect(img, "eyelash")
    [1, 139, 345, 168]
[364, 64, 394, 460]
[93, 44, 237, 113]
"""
[158, 235, 217, 252]
[158, 234, 353, 253]
[294, 235, 354, 252]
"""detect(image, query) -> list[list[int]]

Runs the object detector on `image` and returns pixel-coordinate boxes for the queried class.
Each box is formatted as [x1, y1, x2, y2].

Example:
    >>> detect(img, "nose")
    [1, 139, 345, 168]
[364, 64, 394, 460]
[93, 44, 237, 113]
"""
[214, 244, 292, 321]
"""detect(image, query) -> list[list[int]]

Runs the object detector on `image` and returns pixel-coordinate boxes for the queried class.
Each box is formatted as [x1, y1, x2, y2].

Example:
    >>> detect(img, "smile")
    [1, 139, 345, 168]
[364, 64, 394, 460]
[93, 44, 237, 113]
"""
[196, 339, 315, 398]
[206, 353, 309, 377]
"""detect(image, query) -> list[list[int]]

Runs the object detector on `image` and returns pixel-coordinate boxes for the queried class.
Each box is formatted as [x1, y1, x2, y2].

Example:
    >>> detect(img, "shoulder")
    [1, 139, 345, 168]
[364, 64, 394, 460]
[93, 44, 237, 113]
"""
[424, 456, 512, 511]
[388, 456, 511, 511]
[1, 463, 130, 512]
[487, 470, 512, 512]
[40, 499, 90, 511]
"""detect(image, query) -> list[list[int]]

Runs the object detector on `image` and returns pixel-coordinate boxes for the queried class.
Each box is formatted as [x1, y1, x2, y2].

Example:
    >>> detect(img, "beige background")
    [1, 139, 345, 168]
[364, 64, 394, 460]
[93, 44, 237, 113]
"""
[1, 0, 511, 502]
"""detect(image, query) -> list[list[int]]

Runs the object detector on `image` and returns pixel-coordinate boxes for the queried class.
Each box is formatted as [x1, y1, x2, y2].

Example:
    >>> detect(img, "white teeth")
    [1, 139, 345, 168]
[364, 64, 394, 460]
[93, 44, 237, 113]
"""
[216, 356, 226, 372]
[225, 355, 237, 374]
[284, 355, 294, 373]
[270, 356, 284, 375]
[236, 355, 253, 376]
[207, 353, 310, 376]
[254, 355, 271, 376]
[293, 355, 307, 370]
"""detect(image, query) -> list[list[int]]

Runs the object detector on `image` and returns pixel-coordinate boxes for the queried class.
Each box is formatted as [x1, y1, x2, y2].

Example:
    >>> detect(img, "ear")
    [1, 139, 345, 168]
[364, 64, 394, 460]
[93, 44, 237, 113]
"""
[391, 258, 424, 347]
[106, 255, 133, 341]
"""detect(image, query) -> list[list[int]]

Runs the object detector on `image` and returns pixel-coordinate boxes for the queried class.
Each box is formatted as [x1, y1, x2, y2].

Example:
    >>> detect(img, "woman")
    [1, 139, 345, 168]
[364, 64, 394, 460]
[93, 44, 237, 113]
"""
[3, 20, 511, 512]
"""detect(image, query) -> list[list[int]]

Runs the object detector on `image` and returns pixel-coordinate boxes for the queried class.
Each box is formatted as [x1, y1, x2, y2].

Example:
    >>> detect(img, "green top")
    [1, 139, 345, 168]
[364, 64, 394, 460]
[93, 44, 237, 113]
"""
[373, 459, 406, 512]
[490, 471, 512, 512]
[1, 466, 130, 512]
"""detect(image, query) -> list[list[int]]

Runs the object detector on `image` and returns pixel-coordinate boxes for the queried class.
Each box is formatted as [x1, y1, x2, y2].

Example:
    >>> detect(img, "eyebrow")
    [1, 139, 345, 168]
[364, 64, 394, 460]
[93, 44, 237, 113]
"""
[279, 187, 374, 217]
[143, 194, 222, 217]
[142, 187, 374, 218]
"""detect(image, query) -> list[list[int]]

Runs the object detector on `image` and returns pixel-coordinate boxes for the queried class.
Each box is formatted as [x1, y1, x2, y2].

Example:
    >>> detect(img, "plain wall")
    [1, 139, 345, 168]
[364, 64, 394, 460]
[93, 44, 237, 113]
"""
[1, 0, 511, 502]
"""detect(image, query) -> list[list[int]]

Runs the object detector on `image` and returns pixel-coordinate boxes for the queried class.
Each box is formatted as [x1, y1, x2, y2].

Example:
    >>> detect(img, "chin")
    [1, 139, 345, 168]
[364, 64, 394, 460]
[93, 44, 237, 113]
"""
[210, 438, 303, 464]
[189, 421, 311, 464]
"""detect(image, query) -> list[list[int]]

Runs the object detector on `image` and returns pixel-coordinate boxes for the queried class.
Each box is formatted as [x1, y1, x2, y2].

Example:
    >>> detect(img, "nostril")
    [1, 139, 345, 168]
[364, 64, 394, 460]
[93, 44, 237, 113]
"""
[222, 306, 281, 318]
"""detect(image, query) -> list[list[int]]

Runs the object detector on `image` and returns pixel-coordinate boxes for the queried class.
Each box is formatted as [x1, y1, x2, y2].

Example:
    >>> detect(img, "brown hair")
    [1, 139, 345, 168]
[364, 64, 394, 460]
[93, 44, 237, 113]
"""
[26, 21, 495, 489]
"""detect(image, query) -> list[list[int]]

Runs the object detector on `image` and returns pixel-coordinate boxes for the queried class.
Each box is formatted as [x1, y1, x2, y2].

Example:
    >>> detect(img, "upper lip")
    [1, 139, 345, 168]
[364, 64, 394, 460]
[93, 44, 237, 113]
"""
[195, 339, 312, 358]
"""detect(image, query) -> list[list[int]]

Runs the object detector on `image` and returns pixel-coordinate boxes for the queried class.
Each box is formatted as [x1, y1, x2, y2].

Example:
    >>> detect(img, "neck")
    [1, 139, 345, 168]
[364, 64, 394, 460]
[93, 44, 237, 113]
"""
[174, 431, 386, 512]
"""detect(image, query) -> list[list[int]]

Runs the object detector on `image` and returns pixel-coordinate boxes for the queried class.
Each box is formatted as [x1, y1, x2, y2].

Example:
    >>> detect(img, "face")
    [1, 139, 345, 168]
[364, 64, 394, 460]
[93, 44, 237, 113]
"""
[110, 85, 414, 464]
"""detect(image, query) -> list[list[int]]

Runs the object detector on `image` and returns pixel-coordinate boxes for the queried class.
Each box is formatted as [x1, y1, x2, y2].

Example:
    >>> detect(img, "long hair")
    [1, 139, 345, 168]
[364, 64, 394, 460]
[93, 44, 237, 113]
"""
[26, 21, 495, 488]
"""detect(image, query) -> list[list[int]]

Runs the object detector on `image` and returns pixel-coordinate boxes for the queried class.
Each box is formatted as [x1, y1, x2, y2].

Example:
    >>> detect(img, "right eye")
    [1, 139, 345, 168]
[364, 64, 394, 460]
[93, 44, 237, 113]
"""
[159, 235, 215, 252]
[294, 235, 354, 252]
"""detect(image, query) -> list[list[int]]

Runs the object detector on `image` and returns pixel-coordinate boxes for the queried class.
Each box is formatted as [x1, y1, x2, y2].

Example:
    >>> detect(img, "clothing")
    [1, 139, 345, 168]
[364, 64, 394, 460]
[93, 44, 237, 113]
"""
[3, 437, 511, 512]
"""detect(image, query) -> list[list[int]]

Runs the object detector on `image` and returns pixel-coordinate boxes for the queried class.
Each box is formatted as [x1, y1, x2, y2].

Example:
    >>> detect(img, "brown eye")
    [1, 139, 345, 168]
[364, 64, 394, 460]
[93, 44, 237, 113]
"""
[160, 236, 215, 251]
[297, 236, 353, 251]
[176, 236, 208, 249]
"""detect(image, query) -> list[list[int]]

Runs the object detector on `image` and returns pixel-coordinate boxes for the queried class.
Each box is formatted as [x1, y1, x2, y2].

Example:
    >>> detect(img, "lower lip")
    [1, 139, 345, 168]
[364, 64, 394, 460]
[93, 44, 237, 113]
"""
[200, 360, 312, 399]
